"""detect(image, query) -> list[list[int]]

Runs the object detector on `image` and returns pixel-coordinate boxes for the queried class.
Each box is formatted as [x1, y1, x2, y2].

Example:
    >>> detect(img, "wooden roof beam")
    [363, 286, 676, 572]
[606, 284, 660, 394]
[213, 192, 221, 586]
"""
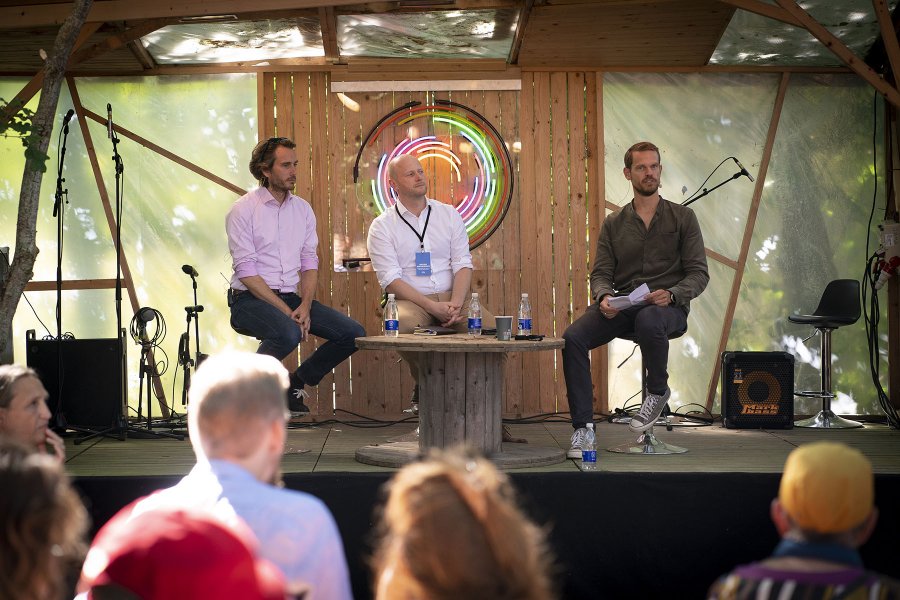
[774, 0, 900, 109]
[873, 0, 900, 84]
[318, 6, 341, 63]
[507, 0, 535, 65]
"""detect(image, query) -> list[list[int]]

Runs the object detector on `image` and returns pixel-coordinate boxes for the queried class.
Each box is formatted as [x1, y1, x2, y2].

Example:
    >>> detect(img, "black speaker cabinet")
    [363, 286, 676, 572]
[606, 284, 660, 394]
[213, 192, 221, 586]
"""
[26, 330, 125, 429]
[721, 351, 794, 429]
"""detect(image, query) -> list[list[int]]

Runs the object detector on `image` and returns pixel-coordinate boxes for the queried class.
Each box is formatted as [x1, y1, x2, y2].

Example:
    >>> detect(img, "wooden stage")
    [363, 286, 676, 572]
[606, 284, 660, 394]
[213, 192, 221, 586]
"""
[62, 419, 900, 600]
[61, 419, 900, 478]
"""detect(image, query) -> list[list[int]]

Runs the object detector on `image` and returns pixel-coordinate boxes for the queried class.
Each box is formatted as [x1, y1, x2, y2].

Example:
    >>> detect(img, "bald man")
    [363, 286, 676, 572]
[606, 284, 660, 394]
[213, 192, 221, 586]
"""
[366, 154, 498, 408]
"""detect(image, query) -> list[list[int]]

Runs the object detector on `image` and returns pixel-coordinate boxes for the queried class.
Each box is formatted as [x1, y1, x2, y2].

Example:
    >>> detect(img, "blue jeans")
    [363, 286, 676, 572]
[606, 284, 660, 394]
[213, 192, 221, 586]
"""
[229, 291, 365, 386]
[562, 302, 687, 428]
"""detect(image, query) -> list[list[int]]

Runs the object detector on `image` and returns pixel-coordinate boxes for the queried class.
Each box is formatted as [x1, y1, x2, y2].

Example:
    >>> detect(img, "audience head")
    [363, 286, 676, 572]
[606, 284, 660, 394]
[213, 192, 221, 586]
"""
[78, 504, 286, 600]
[773, 441, 877, 546]
[0, 439, 87, 600]
[0, 364, 51, 450]
[249, 137, 297, 185]
[372, 447, 556, 600]
[187, 352, 288, 480]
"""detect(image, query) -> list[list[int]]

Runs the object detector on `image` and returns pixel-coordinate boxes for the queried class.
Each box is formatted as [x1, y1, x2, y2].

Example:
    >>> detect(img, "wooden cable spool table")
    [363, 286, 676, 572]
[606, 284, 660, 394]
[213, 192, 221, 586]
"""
[354, 333, 566, 469]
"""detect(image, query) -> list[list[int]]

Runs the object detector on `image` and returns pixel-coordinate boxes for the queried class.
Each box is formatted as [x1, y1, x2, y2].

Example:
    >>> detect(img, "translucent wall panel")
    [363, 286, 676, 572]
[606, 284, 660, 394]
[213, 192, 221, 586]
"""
[730, 74, 885, 415]
[338, 10, 517, 59]
[142, 19, 324, 64]
[1, 75, 257, 410]
[604, 72, 779, 260]
[602, 72, 778, 412]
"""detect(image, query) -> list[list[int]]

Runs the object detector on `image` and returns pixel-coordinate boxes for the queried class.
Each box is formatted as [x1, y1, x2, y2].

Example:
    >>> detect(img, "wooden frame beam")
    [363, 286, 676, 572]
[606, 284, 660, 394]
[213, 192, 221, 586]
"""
[507, 0, 534, 65]
[318, 7, 340, 63]
[873, 0, 900, 84]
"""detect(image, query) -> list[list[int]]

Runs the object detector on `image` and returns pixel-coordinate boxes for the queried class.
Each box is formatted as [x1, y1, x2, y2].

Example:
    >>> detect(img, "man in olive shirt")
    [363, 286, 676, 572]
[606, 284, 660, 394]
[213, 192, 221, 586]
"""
[562, 141, 709, 458]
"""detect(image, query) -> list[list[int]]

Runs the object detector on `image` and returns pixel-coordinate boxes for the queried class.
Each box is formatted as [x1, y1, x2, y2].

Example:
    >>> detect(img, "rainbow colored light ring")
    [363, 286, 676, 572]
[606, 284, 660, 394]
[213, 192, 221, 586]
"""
[359, 102, 513, 250]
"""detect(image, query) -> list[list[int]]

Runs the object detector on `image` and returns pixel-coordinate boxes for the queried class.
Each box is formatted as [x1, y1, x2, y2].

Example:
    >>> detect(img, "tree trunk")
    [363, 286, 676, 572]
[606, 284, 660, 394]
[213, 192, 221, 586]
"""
[0, 0, 93, 355]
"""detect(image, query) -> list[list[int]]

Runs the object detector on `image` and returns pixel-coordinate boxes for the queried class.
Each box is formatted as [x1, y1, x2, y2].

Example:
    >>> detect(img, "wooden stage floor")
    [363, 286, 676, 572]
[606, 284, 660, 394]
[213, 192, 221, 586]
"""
[61, 419, 900, 477]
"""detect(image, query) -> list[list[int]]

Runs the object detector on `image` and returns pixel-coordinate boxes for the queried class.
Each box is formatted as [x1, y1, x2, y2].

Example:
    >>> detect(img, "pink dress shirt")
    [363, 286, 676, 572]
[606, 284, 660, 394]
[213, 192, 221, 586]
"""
[226, 187, 319, 292]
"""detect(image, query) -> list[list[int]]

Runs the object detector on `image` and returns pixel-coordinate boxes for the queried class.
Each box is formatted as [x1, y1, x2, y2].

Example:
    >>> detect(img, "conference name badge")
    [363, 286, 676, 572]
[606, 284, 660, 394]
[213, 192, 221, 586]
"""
[415, 251, 432, 276]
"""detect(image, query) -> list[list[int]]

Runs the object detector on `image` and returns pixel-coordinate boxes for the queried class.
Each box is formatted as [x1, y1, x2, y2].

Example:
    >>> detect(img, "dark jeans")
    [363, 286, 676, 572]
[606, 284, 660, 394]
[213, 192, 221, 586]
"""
[229, 291, 365, 386]
[562, 302, 687, 428]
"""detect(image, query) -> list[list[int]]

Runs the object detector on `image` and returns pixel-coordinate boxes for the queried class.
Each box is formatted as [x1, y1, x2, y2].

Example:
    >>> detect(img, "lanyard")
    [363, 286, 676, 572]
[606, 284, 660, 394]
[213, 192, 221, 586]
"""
[396, 204, 432, 250]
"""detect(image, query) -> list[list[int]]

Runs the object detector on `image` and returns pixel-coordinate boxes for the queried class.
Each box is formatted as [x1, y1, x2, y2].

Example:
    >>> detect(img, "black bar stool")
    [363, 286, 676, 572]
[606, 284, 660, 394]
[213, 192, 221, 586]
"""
[788, 279, 863, 429]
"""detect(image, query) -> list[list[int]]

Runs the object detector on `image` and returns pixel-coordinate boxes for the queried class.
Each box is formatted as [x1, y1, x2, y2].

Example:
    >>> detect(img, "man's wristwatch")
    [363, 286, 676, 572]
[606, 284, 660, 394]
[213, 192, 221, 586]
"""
[668, 290, 675, 305]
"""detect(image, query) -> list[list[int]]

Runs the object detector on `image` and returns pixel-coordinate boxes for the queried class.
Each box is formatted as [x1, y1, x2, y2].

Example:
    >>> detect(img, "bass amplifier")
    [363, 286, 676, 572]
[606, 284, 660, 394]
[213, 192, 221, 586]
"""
[26, 330, 125, 429]
[721, 351, 794, 429]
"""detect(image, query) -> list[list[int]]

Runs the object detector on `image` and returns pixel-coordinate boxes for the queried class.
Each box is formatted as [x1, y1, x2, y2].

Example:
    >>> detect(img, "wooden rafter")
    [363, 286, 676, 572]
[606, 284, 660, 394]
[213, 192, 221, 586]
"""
[507, 0, 535, 65]
[774, 0, 900, 108]
[318, 6, 340, 62]
[873, 0, 900, 84]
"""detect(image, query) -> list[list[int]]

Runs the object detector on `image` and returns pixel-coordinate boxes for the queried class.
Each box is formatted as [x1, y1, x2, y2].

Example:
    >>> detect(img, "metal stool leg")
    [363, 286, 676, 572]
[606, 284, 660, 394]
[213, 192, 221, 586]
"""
[794, 328, 862, 429]
[607, 349, 687, 454]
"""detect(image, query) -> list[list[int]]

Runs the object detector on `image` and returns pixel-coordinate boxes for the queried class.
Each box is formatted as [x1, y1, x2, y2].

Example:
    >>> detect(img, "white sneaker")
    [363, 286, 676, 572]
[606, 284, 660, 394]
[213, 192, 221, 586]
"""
[629, 388, 671, 433]
[567, 427, 589, 459]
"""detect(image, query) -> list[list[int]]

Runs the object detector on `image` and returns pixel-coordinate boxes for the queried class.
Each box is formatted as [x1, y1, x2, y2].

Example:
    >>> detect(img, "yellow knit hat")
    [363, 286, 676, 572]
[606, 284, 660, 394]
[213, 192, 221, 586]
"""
[779, 442, 874, 534]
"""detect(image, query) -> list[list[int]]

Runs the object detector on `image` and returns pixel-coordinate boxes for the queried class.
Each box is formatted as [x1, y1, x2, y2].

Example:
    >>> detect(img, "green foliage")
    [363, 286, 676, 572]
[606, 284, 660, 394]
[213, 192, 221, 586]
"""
[0, 97, 48, 173]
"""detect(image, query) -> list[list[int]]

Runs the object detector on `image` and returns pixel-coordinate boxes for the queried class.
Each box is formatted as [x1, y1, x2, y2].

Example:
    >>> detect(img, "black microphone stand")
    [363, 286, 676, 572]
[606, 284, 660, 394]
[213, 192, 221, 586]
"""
[179, 268, 205, 407]
[111, 109, 125, 426]
[52, 113, 73, 432]
[682, 170, 745, 207]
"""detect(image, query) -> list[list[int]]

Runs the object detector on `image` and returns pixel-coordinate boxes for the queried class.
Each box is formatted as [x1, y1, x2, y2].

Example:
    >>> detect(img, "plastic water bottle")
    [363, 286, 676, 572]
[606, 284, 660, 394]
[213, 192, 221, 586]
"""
[518, 293, 532, 336]
[468, 293, 482, 336]
[384, 294, 399, 337]
[581, 423, 597, 471]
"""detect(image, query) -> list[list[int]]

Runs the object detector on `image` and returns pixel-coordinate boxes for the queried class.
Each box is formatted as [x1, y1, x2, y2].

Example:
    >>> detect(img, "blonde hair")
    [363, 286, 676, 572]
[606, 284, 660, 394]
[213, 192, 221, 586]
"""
[187, 352, 288, 460]
[0, 439, 88, 600]
[372, 447, 556, 600]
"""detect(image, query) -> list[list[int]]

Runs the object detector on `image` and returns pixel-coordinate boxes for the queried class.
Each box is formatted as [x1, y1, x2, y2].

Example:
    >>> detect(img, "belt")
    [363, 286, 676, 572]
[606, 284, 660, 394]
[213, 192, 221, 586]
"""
[230, 288, 292, 296]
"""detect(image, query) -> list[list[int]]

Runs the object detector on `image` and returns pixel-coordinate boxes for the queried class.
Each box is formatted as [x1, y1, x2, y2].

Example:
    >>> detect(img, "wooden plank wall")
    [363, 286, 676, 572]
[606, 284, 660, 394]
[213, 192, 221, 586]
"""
[263, 71, 603, 418]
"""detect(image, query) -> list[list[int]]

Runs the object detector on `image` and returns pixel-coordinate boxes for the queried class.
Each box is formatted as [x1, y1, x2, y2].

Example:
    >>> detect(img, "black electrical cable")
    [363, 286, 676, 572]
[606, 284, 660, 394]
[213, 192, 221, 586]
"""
[861, 89, 899, 429]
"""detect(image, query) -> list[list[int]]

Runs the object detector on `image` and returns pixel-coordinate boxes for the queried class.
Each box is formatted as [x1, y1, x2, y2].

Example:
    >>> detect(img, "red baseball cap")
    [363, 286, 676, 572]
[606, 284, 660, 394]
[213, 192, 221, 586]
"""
[78, 502, 286, 600]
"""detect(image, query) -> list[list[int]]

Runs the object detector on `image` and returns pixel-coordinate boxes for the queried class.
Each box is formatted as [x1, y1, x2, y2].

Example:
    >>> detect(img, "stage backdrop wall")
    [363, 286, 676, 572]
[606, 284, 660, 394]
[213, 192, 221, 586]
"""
[0, 72, 887, 419]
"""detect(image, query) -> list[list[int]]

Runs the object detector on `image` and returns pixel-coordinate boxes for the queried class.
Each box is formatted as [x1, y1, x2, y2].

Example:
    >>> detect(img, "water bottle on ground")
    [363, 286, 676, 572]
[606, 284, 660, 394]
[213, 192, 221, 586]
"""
[384, 294, 399, 337]
[581, 423, 597, 471]
[468, 293, 482, 336]
[518, 293, 532, 336]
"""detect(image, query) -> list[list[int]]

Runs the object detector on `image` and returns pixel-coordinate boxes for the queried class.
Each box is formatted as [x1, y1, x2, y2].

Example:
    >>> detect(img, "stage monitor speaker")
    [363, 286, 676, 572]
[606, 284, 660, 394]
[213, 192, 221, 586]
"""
[721, 351, 794, 429]
[25, 330, 125, 429]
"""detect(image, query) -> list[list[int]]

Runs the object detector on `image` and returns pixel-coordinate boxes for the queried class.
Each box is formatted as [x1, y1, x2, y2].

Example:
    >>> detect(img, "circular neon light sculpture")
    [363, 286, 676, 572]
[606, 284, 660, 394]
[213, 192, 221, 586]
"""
[354, 100, 514, 250]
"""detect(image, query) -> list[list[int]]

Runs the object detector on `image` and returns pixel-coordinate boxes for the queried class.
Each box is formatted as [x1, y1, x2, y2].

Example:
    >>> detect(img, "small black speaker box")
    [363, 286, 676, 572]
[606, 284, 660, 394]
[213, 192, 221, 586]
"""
[721, 351, 794, 429]
[26, 330, 125, 429]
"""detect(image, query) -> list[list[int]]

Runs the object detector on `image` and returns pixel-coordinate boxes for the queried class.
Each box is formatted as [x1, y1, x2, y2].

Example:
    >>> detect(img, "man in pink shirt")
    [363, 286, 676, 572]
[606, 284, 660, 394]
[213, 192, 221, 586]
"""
[226, 137, 365, 416]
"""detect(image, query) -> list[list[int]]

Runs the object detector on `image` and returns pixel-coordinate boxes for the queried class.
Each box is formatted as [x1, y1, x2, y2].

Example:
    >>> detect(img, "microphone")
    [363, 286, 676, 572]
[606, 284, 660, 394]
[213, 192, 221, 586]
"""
[62, 109, 75, 127]
[181, 264, 198, 277]
[733, 157, 755, 182]
[136, 307, 155, 324]
[107, 103, 114, 140]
